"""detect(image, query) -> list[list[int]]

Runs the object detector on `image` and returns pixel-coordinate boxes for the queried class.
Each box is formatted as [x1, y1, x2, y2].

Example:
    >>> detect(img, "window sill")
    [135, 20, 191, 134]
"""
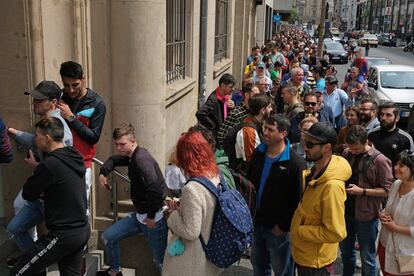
[166, 77, 197, 108]
[213, 58, 232, 79]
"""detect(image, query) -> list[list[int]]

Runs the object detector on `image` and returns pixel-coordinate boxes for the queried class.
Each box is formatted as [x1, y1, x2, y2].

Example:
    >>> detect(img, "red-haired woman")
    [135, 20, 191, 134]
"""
[162, 131, 223, 276]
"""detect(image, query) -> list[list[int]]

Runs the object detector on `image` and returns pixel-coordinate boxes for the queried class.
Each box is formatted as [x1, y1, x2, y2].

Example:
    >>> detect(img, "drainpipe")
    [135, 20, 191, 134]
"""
[198, 0, 208, 108]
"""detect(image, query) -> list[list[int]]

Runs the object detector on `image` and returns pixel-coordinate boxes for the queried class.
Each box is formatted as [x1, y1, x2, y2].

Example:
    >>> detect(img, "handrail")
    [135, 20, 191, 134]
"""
[92, 157, 130, 222]
[92, 157, 130, 183]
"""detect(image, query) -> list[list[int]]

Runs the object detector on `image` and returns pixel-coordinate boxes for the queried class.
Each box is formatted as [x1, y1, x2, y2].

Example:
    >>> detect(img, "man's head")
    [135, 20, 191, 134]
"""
[359, 98, 378, 124]
[34, 117, 64, 152]
[303, 92, 319, 113]
[218, 73, 236, 96]
[325, 76, 338, 93]
[256, 61, 266, 76]
[25, 81, 62, 116]
[251, 46, 260, 56]
[248, 94, 273, 121]
[350, 66, 360, 80]
[263, 114, 290, 147]
[257, 77, 270, 93]
[291, 67, 304, 85]
[281, 85, 299, 104]
[112, 123, 138, 157]
[379, 101, 400, 131]
[60, 61, 86, 100]
[313, 67, 324, 80]
[242, 84, 260, 106]
[345, 125, 369, 155]
[301, 122, 337, 162]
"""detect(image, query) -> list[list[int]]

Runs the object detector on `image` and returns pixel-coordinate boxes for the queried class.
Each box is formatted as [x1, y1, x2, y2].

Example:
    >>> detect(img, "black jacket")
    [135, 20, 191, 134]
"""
[247, 142, 305, 231]
[196, 90, 225, 137]
[22, 147, 87, 231]
[100, 147, 167, 219]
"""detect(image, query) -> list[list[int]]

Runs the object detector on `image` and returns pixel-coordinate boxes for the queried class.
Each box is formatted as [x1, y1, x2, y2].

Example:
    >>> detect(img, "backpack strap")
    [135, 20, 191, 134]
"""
[188, 175, 228, 198]
[361, 150, 381, 183]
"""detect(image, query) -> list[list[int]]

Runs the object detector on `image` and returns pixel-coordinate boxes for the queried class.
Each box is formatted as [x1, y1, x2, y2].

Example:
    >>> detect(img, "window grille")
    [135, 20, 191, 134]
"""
[214, 0, 229, 62]
[166, 0, 187, 84]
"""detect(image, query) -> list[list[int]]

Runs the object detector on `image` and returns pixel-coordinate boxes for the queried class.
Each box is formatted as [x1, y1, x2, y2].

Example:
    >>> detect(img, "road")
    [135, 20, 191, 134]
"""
[333, 45, 414, 86]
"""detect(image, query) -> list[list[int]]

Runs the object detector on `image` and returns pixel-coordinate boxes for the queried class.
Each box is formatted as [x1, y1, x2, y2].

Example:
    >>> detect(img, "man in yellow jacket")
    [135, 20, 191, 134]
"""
[290, 122, 352, 275]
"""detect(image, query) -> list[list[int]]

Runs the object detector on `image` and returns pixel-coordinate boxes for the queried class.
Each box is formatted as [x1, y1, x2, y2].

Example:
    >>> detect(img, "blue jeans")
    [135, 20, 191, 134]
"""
[251, 225, 294, 276]
[102, 213, 168, 273]
[7, 199, 44, 252]
[340, 215, 378, 276]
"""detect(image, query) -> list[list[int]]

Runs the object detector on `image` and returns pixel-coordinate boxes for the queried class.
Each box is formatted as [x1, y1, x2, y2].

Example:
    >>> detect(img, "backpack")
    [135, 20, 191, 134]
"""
[223, 121, 261, 173]
[229, 168, 257, 218]
[190, 176, 253, 268]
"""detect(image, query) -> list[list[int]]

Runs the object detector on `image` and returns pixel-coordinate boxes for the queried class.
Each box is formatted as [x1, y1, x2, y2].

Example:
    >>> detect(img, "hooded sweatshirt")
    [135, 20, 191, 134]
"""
[290, 155, 351, 268]
[22, 147, 87, 231]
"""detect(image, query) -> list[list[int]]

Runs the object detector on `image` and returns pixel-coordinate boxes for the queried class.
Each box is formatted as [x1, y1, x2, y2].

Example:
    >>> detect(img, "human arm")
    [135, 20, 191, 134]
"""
[7, 128, 34, 149]
[22, 163, 53, 201]
[379, 211, 413, 237]
[346, 184, 388, 197]
[195, 97, 217, 131]
[167, 183, 204, 240]
[99, 155, 130, 176]
[298, 181, 347, 243]
[59, 98, 106, 145]
[0, 120, 13, 163]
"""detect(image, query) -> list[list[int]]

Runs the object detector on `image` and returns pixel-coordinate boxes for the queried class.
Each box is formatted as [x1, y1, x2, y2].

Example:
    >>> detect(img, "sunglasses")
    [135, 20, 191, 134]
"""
[304, 102, 317, 107]
[402, 149, 414, 157]
[303, 140, 326, 149]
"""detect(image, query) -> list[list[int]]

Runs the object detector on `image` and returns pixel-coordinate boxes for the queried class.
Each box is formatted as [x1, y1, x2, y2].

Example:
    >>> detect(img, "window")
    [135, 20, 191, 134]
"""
[214, 0, 230, 63]
[166, 0, 187, 84]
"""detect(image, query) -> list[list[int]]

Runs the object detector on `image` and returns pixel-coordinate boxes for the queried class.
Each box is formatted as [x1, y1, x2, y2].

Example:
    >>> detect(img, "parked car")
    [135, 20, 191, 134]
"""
[365, 56, 392, 68]
[359, 34, 378, 47]
[378, 33, 396, 46]
[325, 42, 348, 64]
[367, 65, 414, 123]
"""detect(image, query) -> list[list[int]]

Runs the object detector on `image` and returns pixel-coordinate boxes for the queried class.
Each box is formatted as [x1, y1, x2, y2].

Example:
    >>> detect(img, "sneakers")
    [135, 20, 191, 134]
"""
[96, 268, 123, 276]
[6, 255, 22, 268]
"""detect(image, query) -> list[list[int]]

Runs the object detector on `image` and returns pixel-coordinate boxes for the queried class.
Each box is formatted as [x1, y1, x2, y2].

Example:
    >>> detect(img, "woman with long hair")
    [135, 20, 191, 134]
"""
[162, 130, 223, 276]
[378, 150, 414, 276]
[336, 106, 360, 154]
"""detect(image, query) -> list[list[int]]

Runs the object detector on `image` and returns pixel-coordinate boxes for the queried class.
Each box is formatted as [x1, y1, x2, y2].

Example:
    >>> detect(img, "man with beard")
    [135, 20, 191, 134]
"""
[247, 114, 305, 276]
[359, 99, 380, 132]
[235, 94, 273, 168]
[289, 92, 333, 143]
[368, 102, 414, 168]
[290, 122, 351, 276]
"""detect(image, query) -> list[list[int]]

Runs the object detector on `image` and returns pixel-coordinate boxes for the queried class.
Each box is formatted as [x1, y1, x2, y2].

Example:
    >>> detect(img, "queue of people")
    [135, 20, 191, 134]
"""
[1, 26, 414, 276]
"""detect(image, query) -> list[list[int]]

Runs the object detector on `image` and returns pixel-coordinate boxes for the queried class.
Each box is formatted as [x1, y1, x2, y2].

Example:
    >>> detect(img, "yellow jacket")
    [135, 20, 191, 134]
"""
[290, 155, 351, 268]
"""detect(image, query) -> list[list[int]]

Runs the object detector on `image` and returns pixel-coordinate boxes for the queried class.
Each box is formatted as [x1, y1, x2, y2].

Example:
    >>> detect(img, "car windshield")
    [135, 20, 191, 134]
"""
[325, 43, 344, 50]
[380, 71, 414, 89]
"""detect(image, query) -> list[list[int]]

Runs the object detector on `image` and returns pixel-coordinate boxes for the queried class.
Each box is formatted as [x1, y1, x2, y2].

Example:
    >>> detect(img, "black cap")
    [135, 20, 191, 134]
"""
[301, 122, 337, 145]
[325, 76, 338, 84]
[24, 81, 62, 100]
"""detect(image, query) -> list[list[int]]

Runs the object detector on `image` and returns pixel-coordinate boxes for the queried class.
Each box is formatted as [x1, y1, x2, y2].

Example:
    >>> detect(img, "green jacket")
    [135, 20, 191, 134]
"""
[215, 149, 235, 189]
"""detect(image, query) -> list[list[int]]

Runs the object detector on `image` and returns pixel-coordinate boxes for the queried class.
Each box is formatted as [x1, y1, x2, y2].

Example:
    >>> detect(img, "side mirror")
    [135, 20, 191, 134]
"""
[368, 82, 377, 90]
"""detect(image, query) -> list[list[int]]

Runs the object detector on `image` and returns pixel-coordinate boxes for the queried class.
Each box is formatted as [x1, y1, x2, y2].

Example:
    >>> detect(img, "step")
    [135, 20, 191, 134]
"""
[47, 251, 101, 276]
[99, 266, 136, 276]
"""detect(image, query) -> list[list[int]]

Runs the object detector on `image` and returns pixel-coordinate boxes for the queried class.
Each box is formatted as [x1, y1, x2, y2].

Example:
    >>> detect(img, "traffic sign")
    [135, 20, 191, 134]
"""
[273, 14, 281, 23]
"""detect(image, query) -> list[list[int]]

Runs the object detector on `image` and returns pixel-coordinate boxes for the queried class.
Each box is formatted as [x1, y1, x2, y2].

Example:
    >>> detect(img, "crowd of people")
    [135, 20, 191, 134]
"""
[0, 26, 414, 276]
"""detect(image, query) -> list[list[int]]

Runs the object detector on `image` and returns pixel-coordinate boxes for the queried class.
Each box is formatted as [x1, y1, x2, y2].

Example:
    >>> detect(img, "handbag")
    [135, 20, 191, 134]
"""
[389, 188, 414, 273]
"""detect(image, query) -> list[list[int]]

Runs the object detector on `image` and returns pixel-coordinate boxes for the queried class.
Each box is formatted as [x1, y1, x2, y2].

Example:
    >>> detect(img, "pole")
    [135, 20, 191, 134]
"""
[318, 0, 327, 58]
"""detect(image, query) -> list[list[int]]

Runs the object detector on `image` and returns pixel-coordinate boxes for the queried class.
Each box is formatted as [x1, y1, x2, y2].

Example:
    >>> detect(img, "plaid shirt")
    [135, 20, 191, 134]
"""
[217, 105, 249, 147]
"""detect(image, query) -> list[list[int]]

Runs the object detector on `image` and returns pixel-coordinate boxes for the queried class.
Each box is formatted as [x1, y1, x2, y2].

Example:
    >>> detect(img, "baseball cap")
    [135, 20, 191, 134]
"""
[301, 122, 337, 145]
[312, 88, 324, 94]
[325, 75, 338, 84]
[257, 62, 266, 69]
[24, 81, 62, 100]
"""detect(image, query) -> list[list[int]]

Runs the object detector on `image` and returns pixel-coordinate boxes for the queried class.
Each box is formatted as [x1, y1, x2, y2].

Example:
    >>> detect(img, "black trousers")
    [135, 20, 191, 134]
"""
[10, 225, 90, 276]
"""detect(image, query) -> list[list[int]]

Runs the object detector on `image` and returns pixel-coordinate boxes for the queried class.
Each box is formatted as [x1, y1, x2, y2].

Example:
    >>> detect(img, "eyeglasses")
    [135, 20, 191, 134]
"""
[304, 102, 317, 107]
[303, 140, 326, 149]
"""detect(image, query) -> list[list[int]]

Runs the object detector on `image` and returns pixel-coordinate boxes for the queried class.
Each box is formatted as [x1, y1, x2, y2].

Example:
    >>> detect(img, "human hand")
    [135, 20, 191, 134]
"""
[165, 197, 180, 211]
[144, 217, 156, 228]
[227, 99, 235, 109]
[7, 127, 17, 135]
[272, 224, 285, 236]
[98, 174, 112, 191]
[56, 101, 73, 119]
[346, 184, 363, 195]
[24, 149, 39, 168]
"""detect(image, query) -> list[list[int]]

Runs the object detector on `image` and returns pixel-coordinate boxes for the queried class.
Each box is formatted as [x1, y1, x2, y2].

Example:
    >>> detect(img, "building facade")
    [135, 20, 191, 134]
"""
[0, 0, 265, 273]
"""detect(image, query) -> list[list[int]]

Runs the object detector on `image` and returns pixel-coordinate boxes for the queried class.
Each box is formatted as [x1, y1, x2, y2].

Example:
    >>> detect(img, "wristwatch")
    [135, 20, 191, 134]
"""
[67, 114, 76, 122]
